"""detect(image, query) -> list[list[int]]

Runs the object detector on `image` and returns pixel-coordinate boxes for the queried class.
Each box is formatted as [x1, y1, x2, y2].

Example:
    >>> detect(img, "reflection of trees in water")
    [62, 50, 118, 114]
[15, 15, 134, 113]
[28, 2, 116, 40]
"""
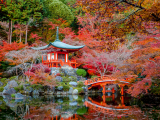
[16, 104, 30, 119]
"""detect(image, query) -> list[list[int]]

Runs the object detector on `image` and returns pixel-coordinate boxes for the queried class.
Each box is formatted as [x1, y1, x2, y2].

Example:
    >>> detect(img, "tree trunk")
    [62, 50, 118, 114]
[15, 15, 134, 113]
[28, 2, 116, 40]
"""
[10, 20, 12, 44]
[25, 22, 28, 44]
[8, 20, 11, 43]
[20, 25, 22, 42]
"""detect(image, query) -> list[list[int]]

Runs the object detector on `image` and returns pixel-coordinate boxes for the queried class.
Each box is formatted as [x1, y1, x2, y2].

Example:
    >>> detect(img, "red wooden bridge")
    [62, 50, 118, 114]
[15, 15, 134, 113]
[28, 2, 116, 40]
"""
[85, 75, 134, 95]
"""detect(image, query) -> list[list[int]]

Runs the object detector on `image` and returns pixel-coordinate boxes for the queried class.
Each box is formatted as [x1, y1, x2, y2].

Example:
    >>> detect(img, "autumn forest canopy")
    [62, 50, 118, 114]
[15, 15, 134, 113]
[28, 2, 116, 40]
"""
[0, 0, 160, 97]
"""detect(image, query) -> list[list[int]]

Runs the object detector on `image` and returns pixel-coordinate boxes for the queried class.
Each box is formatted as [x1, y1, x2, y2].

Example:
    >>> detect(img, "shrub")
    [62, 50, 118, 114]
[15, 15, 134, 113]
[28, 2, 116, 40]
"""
[11, 94, 15, 98]
[77, 88, 84, 93]
[77, 81, 84, 87]
[106, 98, 112, 101]
[60, 72, 65, 76]
[0, 78, 7, 83]
[0, 87, 4, 92]
[62, 76, 72, 82]
[63, 85, 70, 91]
[31, 84, 43, 90]
[70, 76, 77, 81]
[76, 69, 87, 77]
[91, 75, 98, 79]
[9, 76, 17, 80]
[14, 85, 24, 92]
[77, 107, 87, 115]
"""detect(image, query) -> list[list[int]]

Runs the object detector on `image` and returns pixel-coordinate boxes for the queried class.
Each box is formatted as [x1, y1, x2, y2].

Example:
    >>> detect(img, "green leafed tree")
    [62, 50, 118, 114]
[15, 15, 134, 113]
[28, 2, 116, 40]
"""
[43, 0, 74, 24]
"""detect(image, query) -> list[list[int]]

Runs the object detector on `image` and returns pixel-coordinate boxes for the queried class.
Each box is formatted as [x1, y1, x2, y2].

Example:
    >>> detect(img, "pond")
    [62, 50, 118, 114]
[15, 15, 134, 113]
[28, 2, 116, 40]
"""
[0, 93, 159, 120]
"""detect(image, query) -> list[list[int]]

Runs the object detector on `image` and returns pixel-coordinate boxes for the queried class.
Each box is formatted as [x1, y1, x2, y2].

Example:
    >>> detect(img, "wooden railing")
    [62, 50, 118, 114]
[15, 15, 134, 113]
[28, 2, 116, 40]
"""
[43, 59, 77, 68]
[85, 75, 130, 86]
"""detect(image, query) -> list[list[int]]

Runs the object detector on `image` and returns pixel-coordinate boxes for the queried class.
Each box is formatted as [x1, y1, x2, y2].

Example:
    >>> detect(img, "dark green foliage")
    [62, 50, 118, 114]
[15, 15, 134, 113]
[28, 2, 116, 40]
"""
[0, 78, 7, 83]
[43, 0, 74, 24]
[70, 76, 77, 81]
[11, 94, 15, 98]
[106, 98, 112, 101]
[137, 73, 146, 79]
[76, 69, 87, 77]
[14, 85, 23, 92]
[0, 61, 15, 71]
[0, 87, 4, 92]
[77, 81, 84, 87]
[9, 76, 17, 80]
[62, 76, 72, 82]
[150, 78, 160, 95]
[63, 85, 70, 91]
[76, 106, 87, 115]
[91, 75, 98, 79]
[31, 84, 43, 90]
[77, 88, 84, 93]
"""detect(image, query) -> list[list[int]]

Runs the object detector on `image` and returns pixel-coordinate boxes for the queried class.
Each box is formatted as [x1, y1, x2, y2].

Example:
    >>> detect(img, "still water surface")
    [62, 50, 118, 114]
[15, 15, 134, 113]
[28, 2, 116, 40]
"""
[0, 93, 159, 120]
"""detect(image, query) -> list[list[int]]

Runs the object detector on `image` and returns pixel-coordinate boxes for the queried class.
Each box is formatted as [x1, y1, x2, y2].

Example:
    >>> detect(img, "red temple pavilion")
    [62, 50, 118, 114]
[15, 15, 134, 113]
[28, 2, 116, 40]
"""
[31, 27, 85, 68]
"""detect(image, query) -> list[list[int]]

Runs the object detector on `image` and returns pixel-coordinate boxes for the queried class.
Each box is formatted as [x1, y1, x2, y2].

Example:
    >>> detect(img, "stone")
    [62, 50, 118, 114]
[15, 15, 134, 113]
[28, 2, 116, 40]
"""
[2, 88, 16, 95]
[33, 95, 39, 99]
[82, 87, 87, 92]
[68, 87, 73, 94]
[33, 90, 39, 95]
[56, 105, 62, 109]
[51, 68, 60, 75]
[25, 87, 33, 94]
[73, 89, 78, 95]
[2, 95, 12, 103]
[51, 86, 55, 92]
[57, 86, 63, 91]
[73, 95, 78, 100]
[55, 76, 63, 82]
[7, 80, 18, 89]
[69, 101, 77, 106]
[23, 84, 30, 90]
[15, 93, 24, 99]
[57, 92, 61, 95]
[7, 102, 17, 108]
[57, 99, 63, 103]
[61, 66, 77, 76]
[69, 82, 77, 87]
[68, 95, 73, 101]
[0, 82, 3, 87]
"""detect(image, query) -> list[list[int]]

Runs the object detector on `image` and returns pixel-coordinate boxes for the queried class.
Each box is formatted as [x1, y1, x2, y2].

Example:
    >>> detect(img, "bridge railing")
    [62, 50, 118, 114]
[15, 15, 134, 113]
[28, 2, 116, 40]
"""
[85, 75, 117, 85]
[85, 75, 131, 85]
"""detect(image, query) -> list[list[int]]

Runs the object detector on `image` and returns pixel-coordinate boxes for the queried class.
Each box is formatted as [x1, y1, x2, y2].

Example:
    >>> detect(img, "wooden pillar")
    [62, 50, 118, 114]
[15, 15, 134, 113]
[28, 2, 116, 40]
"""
[112, 88, 115, 94]
[121, 96, 124, 106]
[103, 94, 106, 103]
[121, 86, 124, 96]
[50, 53, 52, 62]
[112, 93, 115, 101]
[56, 115, 58, 120]
[102, 85, 105, 95]
[75, 114, 77, 119]
[56, 53, 58, 60]
[75, 63, 76, 68]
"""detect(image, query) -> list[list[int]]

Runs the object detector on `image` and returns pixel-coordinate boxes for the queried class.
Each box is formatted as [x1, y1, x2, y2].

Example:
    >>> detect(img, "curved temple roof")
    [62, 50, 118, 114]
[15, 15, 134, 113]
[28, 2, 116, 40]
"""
[31, 40, 85, 50]
[31, 27, 85, 50]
